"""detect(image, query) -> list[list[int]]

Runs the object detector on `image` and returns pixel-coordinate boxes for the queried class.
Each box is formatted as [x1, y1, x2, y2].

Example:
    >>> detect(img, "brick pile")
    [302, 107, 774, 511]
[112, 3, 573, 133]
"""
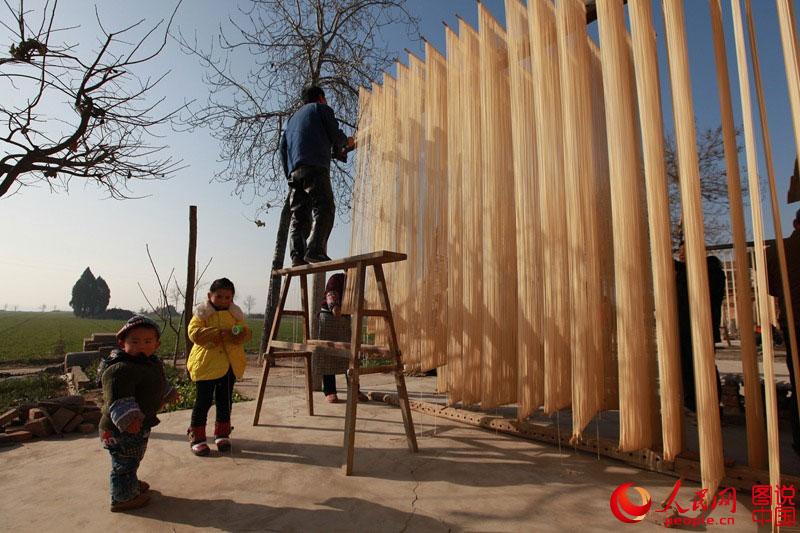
[0, 395, 101, 446]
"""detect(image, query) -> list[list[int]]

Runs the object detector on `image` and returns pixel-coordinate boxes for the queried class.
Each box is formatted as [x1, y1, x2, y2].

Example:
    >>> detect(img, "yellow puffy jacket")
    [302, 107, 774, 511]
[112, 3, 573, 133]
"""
[187, 301, 252, 381]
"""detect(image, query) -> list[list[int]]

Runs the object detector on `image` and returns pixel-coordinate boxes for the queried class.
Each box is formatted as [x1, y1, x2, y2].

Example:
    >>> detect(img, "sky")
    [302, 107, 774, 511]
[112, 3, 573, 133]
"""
[0, 0, 798, 313]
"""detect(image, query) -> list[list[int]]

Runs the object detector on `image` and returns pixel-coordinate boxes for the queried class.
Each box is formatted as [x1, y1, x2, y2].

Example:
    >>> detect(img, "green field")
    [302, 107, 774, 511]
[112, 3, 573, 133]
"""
[0, 311, 303, 363]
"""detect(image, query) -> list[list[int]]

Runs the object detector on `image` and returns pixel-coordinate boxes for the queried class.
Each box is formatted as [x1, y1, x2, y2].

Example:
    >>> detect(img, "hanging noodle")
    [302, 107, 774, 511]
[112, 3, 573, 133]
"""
[528, 0, 572, 414]
[445, 24, 465, 404]
[661, 0, 724, 496]
[557, 0, 605, 441]
[628, 0, 683, 462]
[506, 0, 544, 419]
[478, 4, 518, 409]
[708, 0, 766, 468]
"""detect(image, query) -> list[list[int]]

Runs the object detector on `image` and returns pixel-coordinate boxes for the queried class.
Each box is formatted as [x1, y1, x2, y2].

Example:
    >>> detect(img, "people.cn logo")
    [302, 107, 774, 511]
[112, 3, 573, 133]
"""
[610, 482, 653, 524]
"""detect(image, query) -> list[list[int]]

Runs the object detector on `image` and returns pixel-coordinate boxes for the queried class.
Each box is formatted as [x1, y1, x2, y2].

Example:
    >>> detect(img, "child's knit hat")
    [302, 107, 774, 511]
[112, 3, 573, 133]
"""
[321, 272, 346, 306]
[116, 315, 161, 342]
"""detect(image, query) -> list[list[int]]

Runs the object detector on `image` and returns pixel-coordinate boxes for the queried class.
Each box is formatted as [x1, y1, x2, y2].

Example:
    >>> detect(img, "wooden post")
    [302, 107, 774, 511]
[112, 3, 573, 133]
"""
[253, 275, 293, 425]
[343, 262, 365, 475]
[375, 263, 418, 452]
[184, 205, 197, 357]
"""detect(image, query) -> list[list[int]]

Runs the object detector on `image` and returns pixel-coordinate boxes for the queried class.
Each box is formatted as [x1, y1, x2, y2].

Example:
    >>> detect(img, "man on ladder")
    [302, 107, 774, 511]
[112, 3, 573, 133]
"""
[280, 85, 355, 266]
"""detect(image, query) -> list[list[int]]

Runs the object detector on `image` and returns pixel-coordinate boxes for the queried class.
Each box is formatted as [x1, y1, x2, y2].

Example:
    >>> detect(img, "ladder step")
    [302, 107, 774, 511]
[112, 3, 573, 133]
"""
[352, 364, 399, 375]
[362, 309, 388, 317]
[268, 339, 397, 358]
[269, 351, 311, 359]
[280, 310, 305, 316]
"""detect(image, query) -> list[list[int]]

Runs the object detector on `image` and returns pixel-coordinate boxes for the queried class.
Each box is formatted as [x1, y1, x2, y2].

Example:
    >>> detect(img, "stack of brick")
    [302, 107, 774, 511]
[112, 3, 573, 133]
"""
[0, 395, 101, 446]
[82, 333, 117, 352]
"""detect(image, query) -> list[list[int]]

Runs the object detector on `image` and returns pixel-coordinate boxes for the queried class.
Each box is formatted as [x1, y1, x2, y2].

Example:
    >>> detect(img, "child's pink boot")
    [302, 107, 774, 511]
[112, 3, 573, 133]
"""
[188, 426, 210, 456]
[214, 421, 232, 452]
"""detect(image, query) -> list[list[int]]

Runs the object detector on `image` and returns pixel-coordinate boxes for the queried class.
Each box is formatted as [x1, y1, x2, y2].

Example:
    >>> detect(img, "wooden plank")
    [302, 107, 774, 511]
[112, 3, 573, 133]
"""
[281, 310, 305, 317]
[343, 262, 366, 475]
[270, 351, 312, 359]
[362, 309, 389, 317]
[273, 250, 407, 276]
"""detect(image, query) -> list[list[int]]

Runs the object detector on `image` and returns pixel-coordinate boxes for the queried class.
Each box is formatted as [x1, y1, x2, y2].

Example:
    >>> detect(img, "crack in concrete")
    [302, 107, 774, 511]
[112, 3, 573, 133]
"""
[399, 470, 420, 533]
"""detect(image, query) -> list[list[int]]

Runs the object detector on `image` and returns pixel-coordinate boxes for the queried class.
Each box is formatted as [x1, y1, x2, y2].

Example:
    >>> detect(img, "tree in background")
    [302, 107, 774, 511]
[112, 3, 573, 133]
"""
[176, 0, 418, 355]
[666, 126, 747, 245]
[95, 276, 111, 315]
[0, 0, 184, 198]
[69, 267, 111, 317]
[69, 267, 97, 317]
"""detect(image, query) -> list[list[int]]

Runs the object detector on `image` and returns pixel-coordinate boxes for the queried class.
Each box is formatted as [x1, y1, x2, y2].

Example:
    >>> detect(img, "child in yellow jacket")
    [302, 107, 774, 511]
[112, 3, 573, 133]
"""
[187, 278, 252, 455]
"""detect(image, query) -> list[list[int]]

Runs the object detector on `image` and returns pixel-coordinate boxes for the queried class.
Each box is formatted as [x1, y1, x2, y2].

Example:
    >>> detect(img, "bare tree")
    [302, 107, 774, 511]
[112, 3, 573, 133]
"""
[0, 0, 185, 198]
[665, 126, 747, 245]
[138, 248, 213, 366]
[138, 244, 184, 364]
[175, 0, 418, 357]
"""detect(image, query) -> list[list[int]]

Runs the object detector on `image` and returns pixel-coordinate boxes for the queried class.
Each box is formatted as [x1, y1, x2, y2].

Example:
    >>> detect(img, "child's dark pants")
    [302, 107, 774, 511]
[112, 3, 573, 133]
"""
[191, 366, 235, 426]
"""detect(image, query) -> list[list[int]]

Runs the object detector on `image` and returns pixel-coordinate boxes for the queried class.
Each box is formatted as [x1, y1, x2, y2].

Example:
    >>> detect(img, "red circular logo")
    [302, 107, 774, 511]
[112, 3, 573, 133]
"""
[610, 482, 652, 523]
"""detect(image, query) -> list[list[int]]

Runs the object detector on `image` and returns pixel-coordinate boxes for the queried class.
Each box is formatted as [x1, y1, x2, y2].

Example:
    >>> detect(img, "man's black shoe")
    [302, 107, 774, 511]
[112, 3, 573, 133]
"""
[291, 257, 308, 267]
[304, 252, 332, 263]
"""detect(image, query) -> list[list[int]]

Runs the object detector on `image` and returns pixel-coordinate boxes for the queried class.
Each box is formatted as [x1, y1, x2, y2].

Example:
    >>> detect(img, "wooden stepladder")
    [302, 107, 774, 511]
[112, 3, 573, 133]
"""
[252, 250, 418, 475]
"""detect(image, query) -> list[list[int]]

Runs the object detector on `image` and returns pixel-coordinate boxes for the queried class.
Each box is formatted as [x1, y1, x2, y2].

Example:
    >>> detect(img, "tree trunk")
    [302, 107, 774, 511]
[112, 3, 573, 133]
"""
[184, 205, 197, 361]
[260, 193, 292, 364]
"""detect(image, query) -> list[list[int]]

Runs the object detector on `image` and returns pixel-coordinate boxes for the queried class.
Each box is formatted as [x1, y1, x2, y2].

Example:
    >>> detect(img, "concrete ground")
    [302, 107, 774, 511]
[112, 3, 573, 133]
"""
[0, 359, 789, 532]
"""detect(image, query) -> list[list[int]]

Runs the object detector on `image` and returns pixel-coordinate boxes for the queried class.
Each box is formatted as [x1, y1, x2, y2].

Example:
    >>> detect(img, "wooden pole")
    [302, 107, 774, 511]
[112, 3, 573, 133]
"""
[184, 205, 197, 357]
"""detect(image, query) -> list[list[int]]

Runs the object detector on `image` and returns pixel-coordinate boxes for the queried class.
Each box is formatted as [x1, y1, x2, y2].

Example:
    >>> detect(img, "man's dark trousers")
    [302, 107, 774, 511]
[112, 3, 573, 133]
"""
[289, 165, 335, 263]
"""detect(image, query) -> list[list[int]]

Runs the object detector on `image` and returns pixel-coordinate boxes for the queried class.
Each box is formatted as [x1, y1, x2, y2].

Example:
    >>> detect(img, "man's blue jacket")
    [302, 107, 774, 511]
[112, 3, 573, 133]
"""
[280, 102, 348, 177]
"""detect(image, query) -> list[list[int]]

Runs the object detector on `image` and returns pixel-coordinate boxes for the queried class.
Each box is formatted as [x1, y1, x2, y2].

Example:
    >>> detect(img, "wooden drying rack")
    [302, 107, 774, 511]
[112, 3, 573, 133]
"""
[252, 250, 418, 475]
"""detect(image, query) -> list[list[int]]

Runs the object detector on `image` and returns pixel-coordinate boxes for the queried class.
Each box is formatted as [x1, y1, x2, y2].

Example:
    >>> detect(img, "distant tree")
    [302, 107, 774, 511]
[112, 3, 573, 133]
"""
[95, 276, 111, 315]
[39, 304, 46, 312]
[69, 268, 111, 316]
[70, 267, 96, 317]
[243, 295, 256, 317]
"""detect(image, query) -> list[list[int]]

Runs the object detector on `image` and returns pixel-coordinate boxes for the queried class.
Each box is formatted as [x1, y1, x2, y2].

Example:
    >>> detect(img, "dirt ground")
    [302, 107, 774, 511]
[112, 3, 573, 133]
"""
[1, 357, 795, 532]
